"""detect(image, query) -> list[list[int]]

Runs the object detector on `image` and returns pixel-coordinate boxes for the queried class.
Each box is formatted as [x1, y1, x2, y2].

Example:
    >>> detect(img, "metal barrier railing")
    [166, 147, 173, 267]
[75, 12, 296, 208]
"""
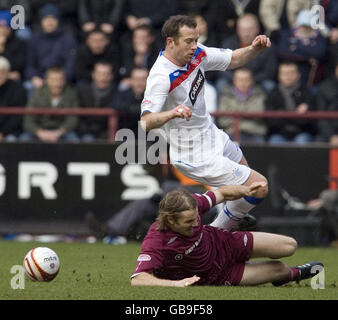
[0, 107, 119, 141]
[210, 111, 338, 142]
[0, 108, 337, 142]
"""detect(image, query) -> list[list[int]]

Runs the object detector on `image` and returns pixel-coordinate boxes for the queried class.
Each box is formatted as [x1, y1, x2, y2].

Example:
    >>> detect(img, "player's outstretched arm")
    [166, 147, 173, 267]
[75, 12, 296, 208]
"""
[213, 182, 267, 204]
[228, 35, 271, 70]
[141, 105, 192, 131]
[131, 272, 200, 287]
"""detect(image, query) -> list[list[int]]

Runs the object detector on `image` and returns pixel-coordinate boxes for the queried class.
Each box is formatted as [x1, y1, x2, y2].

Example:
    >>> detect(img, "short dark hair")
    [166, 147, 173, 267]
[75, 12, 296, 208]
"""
[86, 28, 108, 39]
[93, 60, 113, 70]
[45, 66, 65, 77]
[279, 61, 299, 70]
[161, 15, 197, 40]
[234, 67, 253, 75]
[134, 24, 154, 36]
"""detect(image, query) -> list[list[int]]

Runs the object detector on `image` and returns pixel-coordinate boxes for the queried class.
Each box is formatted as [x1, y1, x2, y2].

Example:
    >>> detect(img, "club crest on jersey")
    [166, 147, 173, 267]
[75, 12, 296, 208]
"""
[189, 69, 205, 105]
[175, 254, 183, 261]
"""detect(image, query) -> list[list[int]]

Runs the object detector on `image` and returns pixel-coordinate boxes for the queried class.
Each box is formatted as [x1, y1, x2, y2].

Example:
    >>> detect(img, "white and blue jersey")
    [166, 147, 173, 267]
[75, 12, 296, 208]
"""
[141, 43, 251, 187]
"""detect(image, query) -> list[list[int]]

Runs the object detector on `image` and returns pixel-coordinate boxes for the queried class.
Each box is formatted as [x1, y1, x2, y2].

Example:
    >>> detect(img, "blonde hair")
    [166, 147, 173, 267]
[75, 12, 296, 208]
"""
[156, 189, 197, 230]
[0, 56, 10, 71]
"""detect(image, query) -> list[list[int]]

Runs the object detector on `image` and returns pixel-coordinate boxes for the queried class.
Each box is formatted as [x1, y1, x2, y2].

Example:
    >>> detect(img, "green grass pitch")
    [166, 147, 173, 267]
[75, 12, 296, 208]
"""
[0, 240, 337, 300]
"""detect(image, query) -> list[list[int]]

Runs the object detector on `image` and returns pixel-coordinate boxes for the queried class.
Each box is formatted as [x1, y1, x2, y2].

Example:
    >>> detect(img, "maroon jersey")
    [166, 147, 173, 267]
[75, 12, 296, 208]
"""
[131, 191, 253, 286]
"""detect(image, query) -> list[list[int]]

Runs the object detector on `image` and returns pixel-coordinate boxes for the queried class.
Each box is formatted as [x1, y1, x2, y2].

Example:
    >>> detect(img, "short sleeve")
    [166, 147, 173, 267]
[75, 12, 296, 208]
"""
[130, 234, 164, 278]
[141, 72, 170, 115]
[199, 43, 233, 72]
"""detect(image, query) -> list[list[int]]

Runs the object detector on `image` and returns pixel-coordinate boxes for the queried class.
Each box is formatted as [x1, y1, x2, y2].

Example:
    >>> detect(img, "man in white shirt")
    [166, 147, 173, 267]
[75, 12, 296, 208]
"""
[141, 15, 271, 230]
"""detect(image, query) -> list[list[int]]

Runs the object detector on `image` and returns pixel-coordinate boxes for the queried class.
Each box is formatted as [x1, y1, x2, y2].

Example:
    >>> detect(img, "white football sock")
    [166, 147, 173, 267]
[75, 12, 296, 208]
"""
[210, 197, 257, 230]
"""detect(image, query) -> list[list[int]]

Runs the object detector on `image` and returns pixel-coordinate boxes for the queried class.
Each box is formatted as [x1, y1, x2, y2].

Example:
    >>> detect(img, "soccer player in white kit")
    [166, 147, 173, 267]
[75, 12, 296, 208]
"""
[141, 15, 270, 230]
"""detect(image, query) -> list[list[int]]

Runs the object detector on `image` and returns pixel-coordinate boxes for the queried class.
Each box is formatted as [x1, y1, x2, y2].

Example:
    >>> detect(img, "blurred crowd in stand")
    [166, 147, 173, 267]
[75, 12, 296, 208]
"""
[0, 0, 337, 144]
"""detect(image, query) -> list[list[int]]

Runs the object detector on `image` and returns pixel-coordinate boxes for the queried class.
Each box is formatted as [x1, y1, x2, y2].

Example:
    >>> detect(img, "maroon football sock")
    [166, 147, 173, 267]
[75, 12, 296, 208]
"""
[289, 267, 300, 282]
[272, 267, 300, 286]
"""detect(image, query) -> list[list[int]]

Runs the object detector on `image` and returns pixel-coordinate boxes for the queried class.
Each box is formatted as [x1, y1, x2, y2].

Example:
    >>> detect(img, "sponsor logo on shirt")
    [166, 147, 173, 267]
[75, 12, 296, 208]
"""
[172, 232, 204, 261]
[137, 254, 151, 261]
[185, 232, 203, 255]
[189, 69, 205, 105]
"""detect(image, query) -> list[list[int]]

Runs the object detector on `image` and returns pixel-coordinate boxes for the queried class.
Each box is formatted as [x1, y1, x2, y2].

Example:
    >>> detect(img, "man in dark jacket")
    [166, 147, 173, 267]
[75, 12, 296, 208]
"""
[25, 3, 77, 90]
[78, 0, 125, 41]
[207, 0, 260, 45]
[111, 67, 148, 136]
[77, 61, 117, 141]
[0, 56, 26, 141]
[217, 13, 277, 94]
[123, 0, 179, 42]
[0, 10, 26, 80]
[119, 25, 158, 81]
[277, 9, 328, 87]
[75, 29, 120, 84]
[265, 61, 317, 144]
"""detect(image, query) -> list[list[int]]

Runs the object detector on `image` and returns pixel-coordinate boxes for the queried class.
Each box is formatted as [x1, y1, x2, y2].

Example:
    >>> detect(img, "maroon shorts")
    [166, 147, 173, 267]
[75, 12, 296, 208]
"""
[216, 231, 254, 286]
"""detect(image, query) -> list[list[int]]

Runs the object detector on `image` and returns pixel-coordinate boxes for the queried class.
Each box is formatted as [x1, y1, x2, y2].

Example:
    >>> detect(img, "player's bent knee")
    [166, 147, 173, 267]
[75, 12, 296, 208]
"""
[284, 237, 298, 256]
[278, 236, 297, 257]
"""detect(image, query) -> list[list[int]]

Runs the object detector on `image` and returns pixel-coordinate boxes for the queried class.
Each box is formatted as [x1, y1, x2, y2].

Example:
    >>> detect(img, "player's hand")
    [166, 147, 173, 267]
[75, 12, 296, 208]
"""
[296, 103, 308, 113]
[244, 181, 267, 196]
[251, 35, 271, 52]
[175, 275, 200, 287]
[172, 105, 192, 121]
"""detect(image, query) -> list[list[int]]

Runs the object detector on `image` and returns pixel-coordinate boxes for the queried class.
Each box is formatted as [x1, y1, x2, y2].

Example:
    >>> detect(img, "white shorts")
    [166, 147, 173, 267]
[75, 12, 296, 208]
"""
[171, 131, 251, 187]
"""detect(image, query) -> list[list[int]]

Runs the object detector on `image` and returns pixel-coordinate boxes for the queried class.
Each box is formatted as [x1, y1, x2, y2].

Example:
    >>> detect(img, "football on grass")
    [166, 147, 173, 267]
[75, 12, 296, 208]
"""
[23, 247, 60, 281]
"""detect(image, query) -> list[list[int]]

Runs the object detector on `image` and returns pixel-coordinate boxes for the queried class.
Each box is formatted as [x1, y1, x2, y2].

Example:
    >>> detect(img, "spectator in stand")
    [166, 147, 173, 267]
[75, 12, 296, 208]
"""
[78, 0, 125, 42]
[277, 9, 329, 87]
[216, 13, 277, 94]
[122, 0, 178, 44]
[29, 0, 79, 38]
[0, 1, 32, 41]
[218, 68, 267, 143]
[119, 25, 158, 84]
[207, 0, 261, 46]
[194, 13, 219, 84]
[0, 10, 26, 81]
[0, 56, 26, 141]
[25, 4, 77, 92]
[75, 29, 120, 85]
[77, 61, 118, 141]
[194, 13, 218, 48]
[111, 67, 148, 135]
[178, 0, 210, 17]
[320, 0, 338, 73]
[22, 67, 79, 142]
[265, 61, 316, 144]
[259, 0, 311, 42]
[315, 61, 338, 145]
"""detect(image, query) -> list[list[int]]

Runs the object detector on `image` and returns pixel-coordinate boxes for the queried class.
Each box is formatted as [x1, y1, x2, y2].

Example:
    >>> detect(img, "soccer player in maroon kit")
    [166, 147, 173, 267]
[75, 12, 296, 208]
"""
[131, 182, 323, 287]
